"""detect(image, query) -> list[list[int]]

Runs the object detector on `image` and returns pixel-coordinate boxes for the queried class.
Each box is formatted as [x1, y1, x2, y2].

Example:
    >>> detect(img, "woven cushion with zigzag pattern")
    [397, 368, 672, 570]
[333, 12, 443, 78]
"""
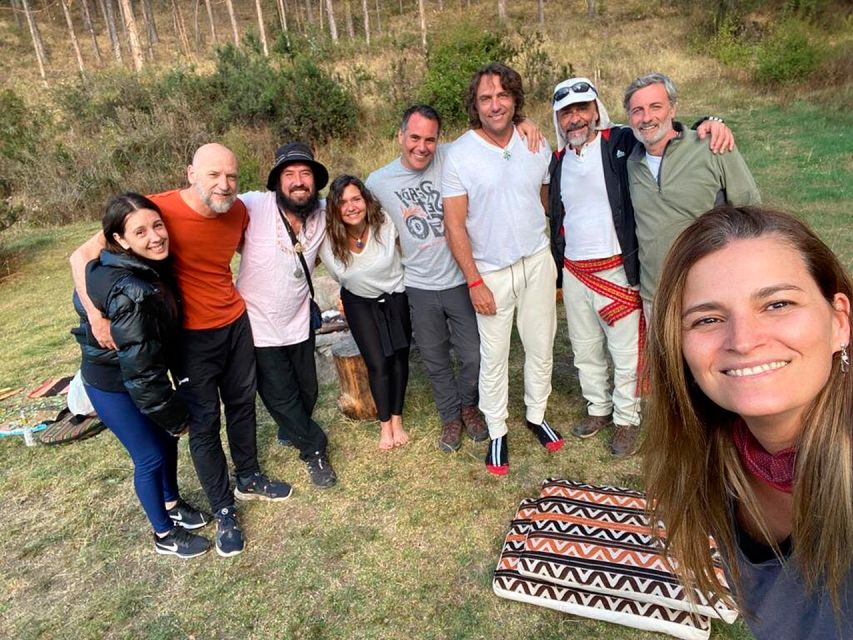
[494, 499, 713, 640]
[515, 479, 738, 623]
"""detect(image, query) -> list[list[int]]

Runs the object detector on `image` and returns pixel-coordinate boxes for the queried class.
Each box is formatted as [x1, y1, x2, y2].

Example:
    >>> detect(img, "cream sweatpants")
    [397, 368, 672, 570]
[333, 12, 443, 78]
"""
[477, 247, 557, 439]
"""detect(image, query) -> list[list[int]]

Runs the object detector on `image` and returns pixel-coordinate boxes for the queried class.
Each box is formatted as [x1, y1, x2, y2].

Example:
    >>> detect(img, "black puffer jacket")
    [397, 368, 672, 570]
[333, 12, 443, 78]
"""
[72, 250, 188, 435]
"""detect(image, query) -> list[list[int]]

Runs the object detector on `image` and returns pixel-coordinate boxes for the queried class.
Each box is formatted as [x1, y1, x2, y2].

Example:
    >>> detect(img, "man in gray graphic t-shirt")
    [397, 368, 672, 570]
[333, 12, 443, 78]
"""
[366, 105, 487, 452]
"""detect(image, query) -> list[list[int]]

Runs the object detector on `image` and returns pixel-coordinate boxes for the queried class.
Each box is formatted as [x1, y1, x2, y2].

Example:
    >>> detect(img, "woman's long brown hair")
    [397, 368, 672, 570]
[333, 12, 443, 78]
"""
[324, 175, 385, 268]
[641, 206, 853, 612]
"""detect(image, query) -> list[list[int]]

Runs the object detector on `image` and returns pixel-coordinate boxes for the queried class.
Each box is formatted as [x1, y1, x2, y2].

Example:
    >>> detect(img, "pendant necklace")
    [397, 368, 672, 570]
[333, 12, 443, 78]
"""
[347, 225, 367, 250]
[479, 128, 513, 160]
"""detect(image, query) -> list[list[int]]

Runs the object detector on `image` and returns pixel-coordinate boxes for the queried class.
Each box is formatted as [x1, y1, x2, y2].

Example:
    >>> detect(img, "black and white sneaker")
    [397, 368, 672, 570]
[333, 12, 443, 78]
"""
[305, 452, 337, 488]
[485, 435, 509, 476]
[167, 499, 210, 530]
[234, 471, 293, 501]
[215, 505, 244, 557]
[154, 527, 210, 559]
[526, 419, 565, 452]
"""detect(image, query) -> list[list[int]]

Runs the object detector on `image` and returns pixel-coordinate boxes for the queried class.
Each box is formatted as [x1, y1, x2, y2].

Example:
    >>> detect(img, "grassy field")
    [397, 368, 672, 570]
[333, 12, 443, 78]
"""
[2, 2, 852, 640]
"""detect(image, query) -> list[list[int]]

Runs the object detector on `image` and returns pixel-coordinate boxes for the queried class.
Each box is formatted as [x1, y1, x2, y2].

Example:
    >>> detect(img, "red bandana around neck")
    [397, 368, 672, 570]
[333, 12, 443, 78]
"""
[732, 419, 796, 494]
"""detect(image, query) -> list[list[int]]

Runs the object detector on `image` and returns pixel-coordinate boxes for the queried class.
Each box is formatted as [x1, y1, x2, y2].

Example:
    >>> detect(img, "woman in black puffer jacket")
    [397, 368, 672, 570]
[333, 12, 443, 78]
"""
[72, 193, 209, 558]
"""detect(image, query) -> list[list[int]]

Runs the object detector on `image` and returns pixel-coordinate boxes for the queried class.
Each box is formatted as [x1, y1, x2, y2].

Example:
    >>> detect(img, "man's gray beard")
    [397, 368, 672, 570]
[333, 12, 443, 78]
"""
[194, 183, 235, 214]
[277, 189, 319, 221]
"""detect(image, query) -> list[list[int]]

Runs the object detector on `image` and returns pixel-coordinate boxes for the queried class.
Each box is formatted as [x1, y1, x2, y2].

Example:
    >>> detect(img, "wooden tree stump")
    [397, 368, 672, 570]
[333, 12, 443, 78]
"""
[332, 334, 377, 420]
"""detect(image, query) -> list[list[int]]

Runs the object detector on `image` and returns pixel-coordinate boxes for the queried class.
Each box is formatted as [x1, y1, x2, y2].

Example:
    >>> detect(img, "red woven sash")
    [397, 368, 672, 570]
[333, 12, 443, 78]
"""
[563, 255, 647, 394]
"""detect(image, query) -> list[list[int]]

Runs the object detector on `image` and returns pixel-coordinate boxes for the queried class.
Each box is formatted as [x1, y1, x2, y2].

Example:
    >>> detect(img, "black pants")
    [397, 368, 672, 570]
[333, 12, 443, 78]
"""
[255, 333, 328, 460]
[178, 312, 260, 512]
[341, 288, 411, 422]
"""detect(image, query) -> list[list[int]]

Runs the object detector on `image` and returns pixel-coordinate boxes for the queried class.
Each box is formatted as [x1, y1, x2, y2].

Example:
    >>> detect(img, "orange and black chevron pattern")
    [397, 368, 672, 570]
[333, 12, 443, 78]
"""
[493, 501, 714, 640]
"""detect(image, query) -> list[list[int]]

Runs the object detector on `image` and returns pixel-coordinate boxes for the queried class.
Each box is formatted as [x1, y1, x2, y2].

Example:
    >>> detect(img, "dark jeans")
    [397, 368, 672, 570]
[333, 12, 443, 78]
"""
[255, 334, 328, 460]
[85, 384, 179, 534]
[406, 284, 480, 423]
[177, 312, 260, 512]
[341, 288, 411, 422]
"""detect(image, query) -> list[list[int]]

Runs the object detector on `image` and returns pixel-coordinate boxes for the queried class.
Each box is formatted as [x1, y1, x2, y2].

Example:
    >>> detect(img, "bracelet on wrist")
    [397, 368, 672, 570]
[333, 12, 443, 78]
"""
[468, 279, 484, 289]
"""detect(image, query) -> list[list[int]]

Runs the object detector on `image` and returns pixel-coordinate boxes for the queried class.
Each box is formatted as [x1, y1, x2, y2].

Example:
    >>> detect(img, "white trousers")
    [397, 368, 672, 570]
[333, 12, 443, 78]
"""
[477, 247, 557, 439]
[563, 262, 641, 427]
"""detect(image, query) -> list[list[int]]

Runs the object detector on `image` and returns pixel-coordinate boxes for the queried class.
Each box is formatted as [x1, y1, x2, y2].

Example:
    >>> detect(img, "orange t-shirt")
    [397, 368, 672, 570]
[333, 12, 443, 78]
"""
[149, 190, 248, 330]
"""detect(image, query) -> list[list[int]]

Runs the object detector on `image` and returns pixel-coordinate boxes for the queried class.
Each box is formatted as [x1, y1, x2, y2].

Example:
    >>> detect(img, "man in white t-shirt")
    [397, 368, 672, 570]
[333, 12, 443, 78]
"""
[366, 105, 488, 453]
[443, 62, 563, 476]
[237, 142, 337, 489]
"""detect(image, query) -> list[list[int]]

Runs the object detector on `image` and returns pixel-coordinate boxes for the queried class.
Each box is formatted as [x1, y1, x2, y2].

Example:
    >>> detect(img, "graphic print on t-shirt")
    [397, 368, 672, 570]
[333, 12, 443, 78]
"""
[394, 179, 445, 240]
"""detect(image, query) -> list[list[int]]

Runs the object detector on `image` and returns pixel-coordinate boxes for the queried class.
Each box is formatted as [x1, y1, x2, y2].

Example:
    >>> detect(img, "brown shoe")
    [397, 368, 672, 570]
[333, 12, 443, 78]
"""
[570, 414, 611, 439]
[461, 405, 488, 442]
[609, 424, 640, 458]
[438, 417, 463, 452]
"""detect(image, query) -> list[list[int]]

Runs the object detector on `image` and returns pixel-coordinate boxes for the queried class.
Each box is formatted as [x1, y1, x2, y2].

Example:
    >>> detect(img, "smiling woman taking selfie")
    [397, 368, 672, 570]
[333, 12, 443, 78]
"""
[72, 193, 210, 559]
[642, 206, 852, 638]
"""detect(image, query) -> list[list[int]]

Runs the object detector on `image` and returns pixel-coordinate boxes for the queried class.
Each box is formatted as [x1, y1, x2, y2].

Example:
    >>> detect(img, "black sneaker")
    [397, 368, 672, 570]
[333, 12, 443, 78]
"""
[305, 453, 337, 488]
[214, 505, 244, 557]
[167, 499, 210, 530]
[485, 435, 509, 476]
[154, 526, 210, 559]
[234, 471, 294, 501]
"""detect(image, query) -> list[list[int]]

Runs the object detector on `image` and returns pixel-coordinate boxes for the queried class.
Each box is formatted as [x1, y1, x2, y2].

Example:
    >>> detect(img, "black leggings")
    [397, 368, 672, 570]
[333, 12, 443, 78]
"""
[341, 288, 411, 422]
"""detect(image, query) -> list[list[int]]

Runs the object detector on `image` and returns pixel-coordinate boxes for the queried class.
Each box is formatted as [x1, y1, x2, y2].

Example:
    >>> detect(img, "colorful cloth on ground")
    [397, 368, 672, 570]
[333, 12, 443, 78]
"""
[517, 479, 738, 623]
[493, 498, 714, 640]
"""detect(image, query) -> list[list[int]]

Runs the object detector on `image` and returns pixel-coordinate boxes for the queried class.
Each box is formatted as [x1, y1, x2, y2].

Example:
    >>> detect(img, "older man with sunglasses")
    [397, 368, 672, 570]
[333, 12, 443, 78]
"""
[547, 77, 734, 457]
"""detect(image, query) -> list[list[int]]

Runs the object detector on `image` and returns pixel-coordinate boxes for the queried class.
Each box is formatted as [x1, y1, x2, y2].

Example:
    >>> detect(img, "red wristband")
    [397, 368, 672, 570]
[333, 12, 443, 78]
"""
[468, 279, 484, 289]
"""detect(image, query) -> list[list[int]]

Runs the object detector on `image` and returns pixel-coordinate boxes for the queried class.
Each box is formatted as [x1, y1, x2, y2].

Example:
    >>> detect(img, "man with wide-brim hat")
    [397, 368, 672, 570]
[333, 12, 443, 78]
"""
[237, 141, 337, 489]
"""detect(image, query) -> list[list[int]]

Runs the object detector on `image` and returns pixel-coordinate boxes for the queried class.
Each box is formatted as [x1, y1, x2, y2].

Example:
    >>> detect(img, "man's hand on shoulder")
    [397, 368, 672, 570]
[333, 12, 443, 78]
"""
[696, 118, 734, 155]
[517, 118, 546, 153]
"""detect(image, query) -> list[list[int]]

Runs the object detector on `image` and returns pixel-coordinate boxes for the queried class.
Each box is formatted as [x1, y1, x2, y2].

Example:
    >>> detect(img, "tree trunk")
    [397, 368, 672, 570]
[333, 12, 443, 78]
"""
[142, 0, 158, 45]
[59, 0, 85, 73]
[193, 0, 201, 51]
[255, 0, 269, 55]
[332, 336, 378, 420]
[116, 0, 130, 42]
[417, 0, 426, 51]
[223, 0, 239, 45]
[117, 0, 144, 71]
[324, 0, 338, 43]
[304, 0, 314, 25]
[98, 0, 123, 62]
[171, 0, 191, 56]
[344, 0, 354, 38]
[586, 0, 596, 18]
[497, 0, 506, 22]
[79, 0, 103, 64]
[21, 0, 47, 83]
[362, 0, 370, 45]
[276, 0, 289, 31]
[319, 0, 325, 31]
[538, 0, 544, 24]
[374, 0, 380, 34]
[437, 0, 442, 9]
[203, 0, 217, 45]
[11, 0, 22, 31]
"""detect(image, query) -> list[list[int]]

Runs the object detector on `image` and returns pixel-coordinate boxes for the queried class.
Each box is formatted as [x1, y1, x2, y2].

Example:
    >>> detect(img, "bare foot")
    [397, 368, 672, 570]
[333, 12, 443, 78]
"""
[391, 415, 409, 447]
[379, 421, 395, 450]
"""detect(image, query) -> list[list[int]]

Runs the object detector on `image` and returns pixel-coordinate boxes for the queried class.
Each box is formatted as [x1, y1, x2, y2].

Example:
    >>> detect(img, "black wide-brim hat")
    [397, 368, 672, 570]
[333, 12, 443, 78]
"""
[266, 142, 330, 192]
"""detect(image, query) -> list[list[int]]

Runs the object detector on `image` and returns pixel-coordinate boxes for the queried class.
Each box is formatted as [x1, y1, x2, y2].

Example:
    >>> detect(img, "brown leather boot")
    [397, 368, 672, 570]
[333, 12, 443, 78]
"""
[461, 405, 488, 442]
[570, 414, 611, 439]
[438, 417, 463, 452]
[609, 424, 640, 458]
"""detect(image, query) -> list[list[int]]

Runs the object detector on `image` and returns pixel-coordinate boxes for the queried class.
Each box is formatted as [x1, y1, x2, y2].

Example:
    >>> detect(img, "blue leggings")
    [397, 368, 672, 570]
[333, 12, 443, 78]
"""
[85, 385, 179, 534]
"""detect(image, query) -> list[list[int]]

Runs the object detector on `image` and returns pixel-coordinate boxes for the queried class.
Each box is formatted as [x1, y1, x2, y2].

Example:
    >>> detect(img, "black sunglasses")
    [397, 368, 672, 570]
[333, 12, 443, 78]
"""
[552, 82, 597, 104]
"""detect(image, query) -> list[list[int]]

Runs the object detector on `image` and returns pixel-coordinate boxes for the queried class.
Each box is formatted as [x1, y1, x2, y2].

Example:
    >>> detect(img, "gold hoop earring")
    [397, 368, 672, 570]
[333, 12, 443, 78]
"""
[841, 344, 850, 374]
